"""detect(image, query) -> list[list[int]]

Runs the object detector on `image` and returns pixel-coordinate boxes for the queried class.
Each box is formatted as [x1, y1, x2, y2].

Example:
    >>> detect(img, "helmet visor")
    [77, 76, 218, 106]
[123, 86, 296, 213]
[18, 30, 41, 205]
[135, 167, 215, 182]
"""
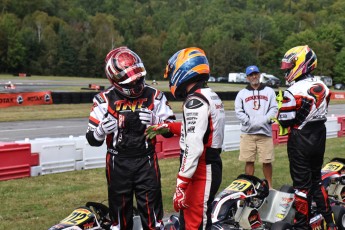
[281, 62, 294, 70]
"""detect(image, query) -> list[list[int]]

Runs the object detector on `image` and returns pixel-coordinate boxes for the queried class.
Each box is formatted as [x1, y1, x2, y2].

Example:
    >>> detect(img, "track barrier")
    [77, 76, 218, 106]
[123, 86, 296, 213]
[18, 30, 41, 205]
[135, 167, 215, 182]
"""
[0, 142, 39, 181]
[0, 115, 344, 181]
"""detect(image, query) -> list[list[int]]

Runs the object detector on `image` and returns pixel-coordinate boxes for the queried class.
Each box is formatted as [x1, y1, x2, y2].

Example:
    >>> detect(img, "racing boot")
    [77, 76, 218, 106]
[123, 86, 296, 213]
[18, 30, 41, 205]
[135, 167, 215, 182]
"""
[293, 189, 311, 230]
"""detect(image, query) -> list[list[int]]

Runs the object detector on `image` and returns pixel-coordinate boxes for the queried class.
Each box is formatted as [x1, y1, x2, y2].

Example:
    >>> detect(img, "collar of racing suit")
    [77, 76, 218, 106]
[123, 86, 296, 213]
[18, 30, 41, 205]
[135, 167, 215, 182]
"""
[188, 81, 208, 94]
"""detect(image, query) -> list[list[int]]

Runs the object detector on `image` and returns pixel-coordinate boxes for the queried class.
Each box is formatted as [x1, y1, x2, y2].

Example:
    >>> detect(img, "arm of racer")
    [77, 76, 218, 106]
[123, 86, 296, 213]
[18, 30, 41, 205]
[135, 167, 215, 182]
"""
[86, 94, 109, 146]
[145, 122, 181, 139]
[145, 90, 176, 138]
[173, 96, 209, 211]
[153, 91, 176, 123]
[179, 96, 209, 180]
[277, 90, 297, 128]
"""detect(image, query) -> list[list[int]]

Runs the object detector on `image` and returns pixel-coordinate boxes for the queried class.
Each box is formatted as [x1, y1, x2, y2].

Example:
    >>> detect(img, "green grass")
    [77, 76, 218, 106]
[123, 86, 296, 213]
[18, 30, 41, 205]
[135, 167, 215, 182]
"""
[0, 101, 237, 122]
[1, 99, 344, 122]
[0, 137, 344, 229]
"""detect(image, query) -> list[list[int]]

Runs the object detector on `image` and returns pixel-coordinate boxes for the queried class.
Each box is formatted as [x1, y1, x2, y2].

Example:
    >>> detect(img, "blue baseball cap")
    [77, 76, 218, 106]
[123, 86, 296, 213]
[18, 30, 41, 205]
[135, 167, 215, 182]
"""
[245, 65, 260, 76]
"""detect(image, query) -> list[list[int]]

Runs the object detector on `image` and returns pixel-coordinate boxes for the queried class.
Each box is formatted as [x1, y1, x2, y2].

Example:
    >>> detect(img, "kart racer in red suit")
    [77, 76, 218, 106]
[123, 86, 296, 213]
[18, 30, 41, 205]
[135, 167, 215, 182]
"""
[148, 47, 225, 230]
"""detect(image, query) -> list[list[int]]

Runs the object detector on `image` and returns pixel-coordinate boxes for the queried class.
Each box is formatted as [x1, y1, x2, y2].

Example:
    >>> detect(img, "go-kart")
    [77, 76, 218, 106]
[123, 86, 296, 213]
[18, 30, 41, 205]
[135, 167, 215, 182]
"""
[48, 201, 170, 230]
[322, 158, 345, 205]
[211, 174, 270, 229]
[260, 184, 345, 230]
[48, 202, 112, 230]
[210, 174, 345, 229]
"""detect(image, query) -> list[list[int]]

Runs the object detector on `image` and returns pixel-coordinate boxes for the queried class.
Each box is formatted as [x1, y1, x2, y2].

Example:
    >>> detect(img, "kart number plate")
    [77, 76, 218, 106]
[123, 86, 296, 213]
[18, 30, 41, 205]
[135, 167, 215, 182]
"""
[61, 208, 92, 225]
[225, 179, 251, 192]
[322, 162, 343, 172]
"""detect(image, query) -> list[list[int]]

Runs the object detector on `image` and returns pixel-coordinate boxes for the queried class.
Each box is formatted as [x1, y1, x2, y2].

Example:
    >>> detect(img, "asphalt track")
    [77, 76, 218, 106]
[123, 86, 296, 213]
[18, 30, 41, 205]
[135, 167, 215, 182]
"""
[1, 105, 344, 142]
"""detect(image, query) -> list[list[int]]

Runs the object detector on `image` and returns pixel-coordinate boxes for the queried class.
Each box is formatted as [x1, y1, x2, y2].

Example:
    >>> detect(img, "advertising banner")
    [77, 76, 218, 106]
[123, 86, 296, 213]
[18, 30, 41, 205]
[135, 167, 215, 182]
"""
[0, 91, 53, 108]
[331, 92, 345, 100]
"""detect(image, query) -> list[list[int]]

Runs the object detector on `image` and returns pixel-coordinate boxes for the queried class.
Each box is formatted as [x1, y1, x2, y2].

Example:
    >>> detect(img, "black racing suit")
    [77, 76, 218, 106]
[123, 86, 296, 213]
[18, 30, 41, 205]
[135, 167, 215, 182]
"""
[277, 75, 334, 229]
[86, 85, 175, 230]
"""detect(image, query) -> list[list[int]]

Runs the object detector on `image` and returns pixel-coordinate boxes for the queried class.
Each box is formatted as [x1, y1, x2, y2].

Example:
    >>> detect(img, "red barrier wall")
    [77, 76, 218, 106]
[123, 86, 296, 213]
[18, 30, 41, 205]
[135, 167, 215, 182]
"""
[156, 135, 180, 159]
[330, 92, 345, 100]
[0, 142, 39, 181]
[271, 123, 289, 145]
[337, 115, 345, 137]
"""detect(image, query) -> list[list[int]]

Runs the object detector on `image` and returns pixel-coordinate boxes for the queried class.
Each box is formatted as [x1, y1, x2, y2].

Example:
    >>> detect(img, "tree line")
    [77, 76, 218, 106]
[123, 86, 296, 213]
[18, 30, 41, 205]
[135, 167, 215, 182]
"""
[0, 0, 344, 83]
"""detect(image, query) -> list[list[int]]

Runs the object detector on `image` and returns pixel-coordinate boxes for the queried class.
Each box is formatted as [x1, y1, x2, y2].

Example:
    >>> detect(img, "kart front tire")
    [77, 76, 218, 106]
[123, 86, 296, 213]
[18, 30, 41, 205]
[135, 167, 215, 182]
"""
[270, 221, 293, 230]
[332, 205, 345, 230]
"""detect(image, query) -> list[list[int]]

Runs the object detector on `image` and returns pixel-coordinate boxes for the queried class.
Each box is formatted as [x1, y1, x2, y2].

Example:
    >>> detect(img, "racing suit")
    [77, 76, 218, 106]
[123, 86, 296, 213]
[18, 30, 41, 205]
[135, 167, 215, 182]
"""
[86, 85, 175, 230]
[277, 75, 334, 229]
[178, 83, 225, 230]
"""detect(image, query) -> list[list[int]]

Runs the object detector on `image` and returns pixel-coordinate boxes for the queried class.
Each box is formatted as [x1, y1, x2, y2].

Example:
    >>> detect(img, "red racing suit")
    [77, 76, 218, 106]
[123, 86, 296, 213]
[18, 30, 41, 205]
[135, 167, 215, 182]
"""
[277, 75, 334, 229]
[86, 85, 175, 230]
[178, 84, 225, 230]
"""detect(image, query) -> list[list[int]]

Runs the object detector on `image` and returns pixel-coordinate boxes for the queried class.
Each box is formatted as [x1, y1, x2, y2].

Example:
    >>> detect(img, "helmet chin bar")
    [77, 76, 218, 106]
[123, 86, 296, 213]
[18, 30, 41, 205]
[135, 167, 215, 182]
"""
[113, 78, 145, 98]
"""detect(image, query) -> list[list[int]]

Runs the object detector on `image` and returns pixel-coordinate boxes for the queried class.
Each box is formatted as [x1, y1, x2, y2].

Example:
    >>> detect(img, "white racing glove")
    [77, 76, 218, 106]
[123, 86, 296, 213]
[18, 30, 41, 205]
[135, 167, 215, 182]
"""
[137, 108, 162, 126]
[94, 115, 117, 141]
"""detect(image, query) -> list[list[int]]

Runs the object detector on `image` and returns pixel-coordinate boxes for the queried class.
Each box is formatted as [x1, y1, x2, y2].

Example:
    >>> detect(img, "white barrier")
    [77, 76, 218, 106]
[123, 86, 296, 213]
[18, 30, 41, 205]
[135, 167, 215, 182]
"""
[75, 138, 107, 170]
[17, 136, 107, 176]
[13, 115, 342, 177]
[222, 124, 241, 152]
[17, 138, 78, 176]
[325, 115, 341, 138]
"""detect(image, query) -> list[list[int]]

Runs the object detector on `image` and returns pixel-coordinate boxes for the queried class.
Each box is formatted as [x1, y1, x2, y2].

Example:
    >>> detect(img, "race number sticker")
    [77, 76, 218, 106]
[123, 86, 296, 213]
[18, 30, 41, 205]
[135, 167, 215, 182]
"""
[225, 179, 251, 192]
[322, 162, 344, 172]
[61, 208, 92, 225]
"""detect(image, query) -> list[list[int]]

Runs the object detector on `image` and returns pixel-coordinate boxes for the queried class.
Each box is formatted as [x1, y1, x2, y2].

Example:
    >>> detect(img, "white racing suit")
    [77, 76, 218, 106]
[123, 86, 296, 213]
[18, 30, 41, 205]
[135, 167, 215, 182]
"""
[178, 84, 225, 230]
[277, 75, 334, 229]
[86, 85, 175, 230]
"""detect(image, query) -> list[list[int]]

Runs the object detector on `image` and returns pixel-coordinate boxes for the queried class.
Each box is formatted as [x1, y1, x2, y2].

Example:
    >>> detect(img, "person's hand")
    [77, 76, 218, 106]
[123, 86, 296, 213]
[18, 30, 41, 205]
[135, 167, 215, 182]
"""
[145, 122, 181, 139]
[137, 108, 162, 125]
[173, 175, 190, 212]
[94, 116, 117, 141]
[145, 123, 170, 139]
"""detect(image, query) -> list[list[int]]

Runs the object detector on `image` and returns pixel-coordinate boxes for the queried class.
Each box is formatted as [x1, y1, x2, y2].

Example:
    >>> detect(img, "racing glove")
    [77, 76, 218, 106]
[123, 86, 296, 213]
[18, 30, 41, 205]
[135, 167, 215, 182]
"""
[173, 175, 190, 212]
[145, 122, 182, 139]
[94, 116, 117, 141]
[271, 117, 289, 136]
[137, 108, 162, 125]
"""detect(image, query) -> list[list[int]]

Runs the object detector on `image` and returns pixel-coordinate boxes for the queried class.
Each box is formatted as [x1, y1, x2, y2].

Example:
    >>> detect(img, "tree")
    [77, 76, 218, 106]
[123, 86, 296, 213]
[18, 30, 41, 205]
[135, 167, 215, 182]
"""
[334, 48, 345, 83]
[0, 13, 25, 73]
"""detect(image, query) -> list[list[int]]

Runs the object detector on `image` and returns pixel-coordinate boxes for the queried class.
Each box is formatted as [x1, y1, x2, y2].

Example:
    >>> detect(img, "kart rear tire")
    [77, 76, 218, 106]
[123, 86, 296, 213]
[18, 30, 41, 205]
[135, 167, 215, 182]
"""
[332, 205, 345, 230]
[280, 185, 294, 194]
[270, 221, 293, 230]
[164, 223, 177, 230]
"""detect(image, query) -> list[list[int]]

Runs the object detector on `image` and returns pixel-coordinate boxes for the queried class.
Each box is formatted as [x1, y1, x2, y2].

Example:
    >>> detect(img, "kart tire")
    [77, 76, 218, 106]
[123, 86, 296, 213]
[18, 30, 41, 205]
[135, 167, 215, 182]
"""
[332, 205, 345, 230]
[280, 185, 294, 194]
[270, 221, 293, 230]
[164, 223, 177, 230]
